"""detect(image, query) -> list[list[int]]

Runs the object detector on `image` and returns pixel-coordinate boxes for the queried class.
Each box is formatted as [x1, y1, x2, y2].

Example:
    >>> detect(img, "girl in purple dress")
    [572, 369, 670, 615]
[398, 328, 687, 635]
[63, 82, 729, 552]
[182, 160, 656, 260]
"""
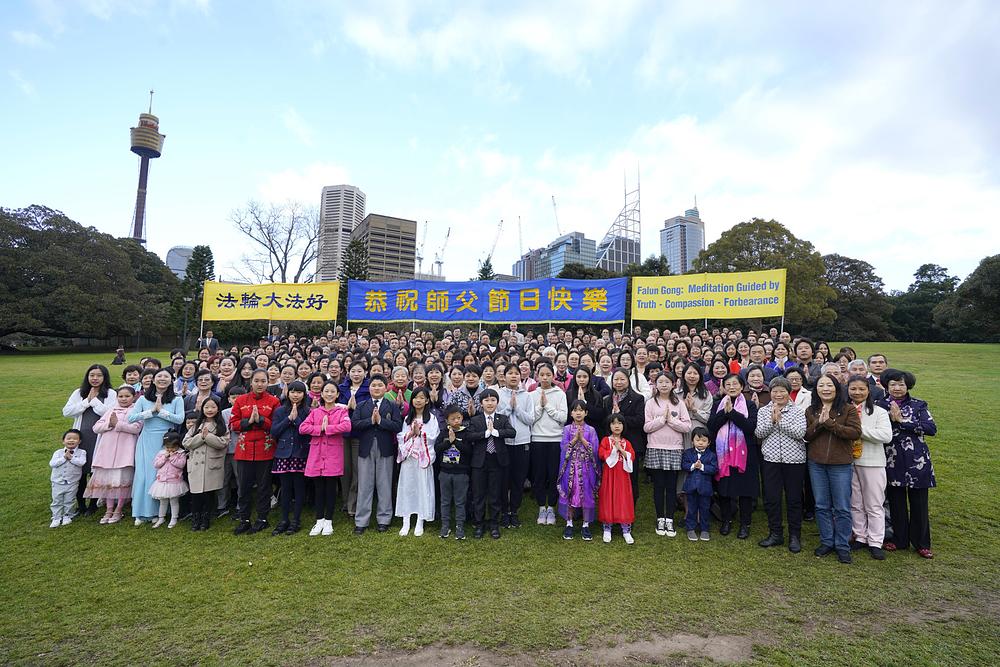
[558, 400, 601, 541]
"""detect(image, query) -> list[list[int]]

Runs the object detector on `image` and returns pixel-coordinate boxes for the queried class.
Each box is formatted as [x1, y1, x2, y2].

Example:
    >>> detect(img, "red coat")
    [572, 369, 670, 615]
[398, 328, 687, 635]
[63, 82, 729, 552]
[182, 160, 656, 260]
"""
[597, 436, 635, 524]
[230, 391, 281, 461]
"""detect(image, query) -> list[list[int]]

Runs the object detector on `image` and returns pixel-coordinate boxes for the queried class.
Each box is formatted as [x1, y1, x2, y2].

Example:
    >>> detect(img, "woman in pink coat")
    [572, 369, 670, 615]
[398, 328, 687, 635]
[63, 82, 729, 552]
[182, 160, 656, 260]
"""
[86, 385, 143, 524]
[299, 381, 352, 536]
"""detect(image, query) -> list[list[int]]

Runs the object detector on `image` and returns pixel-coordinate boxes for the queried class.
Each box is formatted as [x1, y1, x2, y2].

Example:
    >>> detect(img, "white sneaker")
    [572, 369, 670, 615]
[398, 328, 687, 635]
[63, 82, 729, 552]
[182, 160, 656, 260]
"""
[655, 517, 667, 536]
[167, 518, 178, 528]
[50, 518, 61, 528]
[665, 519, 676, 538]
[546, 507, 557, 525]
[134, 518, 146, 527]
[321, 519, 333, 536]
[270, 495, 279, 509]
[414, 519, 424, 537]
[309, 520, 324, 536]
[537, 507, 547, 525]
[603, 527, 612, 543]
[61, 516, 73, 526]
[151, 518, 165, 528]
[623, 531, 635, 545]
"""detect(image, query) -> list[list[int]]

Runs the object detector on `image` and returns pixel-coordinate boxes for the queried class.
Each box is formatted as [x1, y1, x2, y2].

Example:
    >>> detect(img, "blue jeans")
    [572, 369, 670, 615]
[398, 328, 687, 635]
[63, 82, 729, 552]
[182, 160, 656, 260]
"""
[808, 461, 853, 551]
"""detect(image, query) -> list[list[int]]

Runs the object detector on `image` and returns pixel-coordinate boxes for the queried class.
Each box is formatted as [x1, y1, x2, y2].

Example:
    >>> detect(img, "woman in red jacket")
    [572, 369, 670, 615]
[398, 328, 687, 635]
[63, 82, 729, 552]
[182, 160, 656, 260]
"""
[229, 369, 281, 535]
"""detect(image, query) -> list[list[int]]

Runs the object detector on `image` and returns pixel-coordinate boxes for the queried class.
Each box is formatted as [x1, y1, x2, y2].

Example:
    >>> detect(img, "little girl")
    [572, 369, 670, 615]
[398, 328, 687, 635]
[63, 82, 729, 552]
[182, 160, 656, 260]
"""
[87, 385, 143, 524]
[149, 433, 189, 528]
[299, 381, 352, 536]
[558, 400, 601, 541]
[598, 414, 636, 544]
[182, 397, 229, 532]
[396, 388, 439, 536]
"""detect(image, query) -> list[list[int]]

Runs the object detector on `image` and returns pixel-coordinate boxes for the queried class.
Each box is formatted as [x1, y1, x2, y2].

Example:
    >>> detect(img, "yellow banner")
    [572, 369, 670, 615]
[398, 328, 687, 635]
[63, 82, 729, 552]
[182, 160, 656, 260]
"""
[631, 269, 787, 320]
[201, 281, 340, 321]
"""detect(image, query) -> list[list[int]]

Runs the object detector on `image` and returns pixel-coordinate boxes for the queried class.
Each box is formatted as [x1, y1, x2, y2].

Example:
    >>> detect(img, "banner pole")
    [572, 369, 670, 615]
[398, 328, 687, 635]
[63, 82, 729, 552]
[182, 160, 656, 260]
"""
[199, 318, 204, 351]
[780, 316, 785, 335]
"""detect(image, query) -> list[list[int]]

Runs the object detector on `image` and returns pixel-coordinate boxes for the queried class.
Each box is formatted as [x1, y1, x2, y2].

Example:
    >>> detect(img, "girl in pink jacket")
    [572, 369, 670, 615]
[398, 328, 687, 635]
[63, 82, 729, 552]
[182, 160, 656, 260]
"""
[299, 381, 352, 536]
[86, 385, 143, 524]
[149, 433, 188, 528]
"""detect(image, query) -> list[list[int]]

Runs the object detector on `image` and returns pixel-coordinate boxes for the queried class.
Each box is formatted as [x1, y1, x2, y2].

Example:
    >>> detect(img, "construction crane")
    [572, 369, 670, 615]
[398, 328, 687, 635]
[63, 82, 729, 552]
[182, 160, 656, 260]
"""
[517, 215, 523, 256]
[486, 218, 504, 262]
[433, 227, 451, 277]
[551, 195, 562, 235]
[415, 221, 429, 274]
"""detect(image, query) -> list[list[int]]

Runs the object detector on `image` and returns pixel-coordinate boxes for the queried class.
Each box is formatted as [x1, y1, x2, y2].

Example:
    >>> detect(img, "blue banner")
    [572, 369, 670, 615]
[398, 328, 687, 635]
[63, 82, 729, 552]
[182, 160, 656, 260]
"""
[347, 278, 627, 323]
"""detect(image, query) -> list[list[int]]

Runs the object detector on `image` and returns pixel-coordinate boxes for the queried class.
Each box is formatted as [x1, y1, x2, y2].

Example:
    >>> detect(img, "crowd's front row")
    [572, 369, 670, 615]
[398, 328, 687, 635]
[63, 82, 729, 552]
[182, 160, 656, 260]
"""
[52, 364, 936, 564]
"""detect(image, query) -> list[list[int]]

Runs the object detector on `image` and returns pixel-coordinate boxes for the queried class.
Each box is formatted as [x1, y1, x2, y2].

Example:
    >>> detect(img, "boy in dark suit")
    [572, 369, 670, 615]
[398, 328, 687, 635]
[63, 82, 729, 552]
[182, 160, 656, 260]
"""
[465, 389, 516, 539]
[681, 426, 718, 542]
[350, 374, 403, 534]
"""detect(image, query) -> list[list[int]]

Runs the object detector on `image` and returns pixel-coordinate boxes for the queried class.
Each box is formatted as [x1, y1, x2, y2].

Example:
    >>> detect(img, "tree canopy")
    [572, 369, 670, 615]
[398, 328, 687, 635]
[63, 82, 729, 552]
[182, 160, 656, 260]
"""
[338, 238, 369, 326]
[889, 264, 958, 342]
[933, 255, 1000, 342]
[811, 253, 894, 341]
[475, 257, 497, 281]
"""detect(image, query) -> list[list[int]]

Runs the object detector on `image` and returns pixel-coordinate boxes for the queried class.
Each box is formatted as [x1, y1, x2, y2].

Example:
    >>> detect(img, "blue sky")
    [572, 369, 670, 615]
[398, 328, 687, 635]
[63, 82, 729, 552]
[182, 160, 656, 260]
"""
[2, 0, 998, 290]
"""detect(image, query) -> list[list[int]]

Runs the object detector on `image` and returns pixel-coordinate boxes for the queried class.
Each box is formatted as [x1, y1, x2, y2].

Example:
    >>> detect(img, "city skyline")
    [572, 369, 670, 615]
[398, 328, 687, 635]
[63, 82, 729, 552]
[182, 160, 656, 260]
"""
[2, 2, 997, 290]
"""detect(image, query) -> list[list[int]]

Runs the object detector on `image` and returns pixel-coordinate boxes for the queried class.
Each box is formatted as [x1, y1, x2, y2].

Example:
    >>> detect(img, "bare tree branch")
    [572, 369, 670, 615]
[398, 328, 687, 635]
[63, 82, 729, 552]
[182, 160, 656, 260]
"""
[231, 200, 319, 284]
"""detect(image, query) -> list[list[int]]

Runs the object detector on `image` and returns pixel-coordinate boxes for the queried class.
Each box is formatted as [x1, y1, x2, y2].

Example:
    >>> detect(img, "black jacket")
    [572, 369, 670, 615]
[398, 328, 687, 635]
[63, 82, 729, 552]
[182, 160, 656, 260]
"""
[465, 411, 517, 468]
[434, 427, 472, 474]
[350, 398, 403, 458]
[601, 389, 648, 457]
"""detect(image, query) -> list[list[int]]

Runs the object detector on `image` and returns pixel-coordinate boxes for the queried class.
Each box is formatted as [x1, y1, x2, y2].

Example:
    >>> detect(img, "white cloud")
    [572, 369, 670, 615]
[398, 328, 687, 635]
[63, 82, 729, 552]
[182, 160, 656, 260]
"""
[10, 30, 50, 47]
[8, 69, 38, 99]
[281, 106, 315, 147]
[257, 162, 351, 203]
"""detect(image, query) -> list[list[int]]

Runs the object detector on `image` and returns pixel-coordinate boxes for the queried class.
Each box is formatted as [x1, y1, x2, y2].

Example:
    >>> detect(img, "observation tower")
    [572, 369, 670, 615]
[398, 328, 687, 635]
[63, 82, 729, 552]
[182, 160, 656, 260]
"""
[129, 90, 165, 243]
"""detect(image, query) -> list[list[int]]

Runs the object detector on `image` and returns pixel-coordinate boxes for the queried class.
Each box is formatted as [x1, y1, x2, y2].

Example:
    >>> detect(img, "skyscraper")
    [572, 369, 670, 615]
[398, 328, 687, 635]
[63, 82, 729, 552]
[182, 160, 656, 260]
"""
[352, 214, 417, 281]
[512, 232, 597, 279]
[316, 184, 366, 281]
[659, 206, 705, 274]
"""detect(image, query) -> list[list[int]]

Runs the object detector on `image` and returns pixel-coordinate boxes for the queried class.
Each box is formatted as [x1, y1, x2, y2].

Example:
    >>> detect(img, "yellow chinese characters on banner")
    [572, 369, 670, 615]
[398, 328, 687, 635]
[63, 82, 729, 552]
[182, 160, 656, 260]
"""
[631, 269, 787, 319]
[201, 281, 340, 321]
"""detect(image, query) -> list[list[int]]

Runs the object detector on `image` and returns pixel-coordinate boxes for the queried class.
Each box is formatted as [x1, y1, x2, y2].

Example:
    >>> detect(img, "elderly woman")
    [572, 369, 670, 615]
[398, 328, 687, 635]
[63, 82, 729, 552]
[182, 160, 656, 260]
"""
[754, 377, 808, 553]
[847, 359, 885, 402]
[805, 374, 862, 564]
[876, 369, 937, 559]
[708, 373, 759, 539]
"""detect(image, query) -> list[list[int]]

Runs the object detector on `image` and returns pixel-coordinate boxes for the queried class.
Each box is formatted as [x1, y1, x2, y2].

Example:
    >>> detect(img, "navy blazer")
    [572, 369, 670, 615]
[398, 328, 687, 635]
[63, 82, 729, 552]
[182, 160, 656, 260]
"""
[464, 411, 517, 468]
[270, 404, 311, 459]
[351, 398, 403, 459]
[681, 447, 718, 495]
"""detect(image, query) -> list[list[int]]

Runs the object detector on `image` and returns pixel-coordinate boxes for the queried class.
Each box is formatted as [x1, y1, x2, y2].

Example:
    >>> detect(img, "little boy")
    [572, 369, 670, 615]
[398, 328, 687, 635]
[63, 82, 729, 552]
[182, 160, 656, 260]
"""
[218, 386, 247, 518]
[351, 374, 403, 534]
[435, 405, 472, 539]
[50, 429, 87, 527]
[466, 389, 516, 539]
[681, 426, 718, 542]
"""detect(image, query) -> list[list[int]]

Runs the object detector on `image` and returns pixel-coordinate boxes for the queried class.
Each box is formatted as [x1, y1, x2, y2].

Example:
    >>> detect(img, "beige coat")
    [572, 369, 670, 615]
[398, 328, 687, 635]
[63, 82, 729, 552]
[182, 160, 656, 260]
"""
[182, 422, 228, 493]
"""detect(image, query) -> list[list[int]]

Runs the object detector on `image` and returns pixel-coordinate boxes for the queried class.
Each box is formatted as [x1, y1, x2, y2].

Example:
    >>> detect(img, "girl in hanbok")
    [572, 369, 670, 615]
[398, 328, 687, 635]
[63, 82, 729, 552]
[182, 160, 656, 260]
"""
[558, 400, 601, 541]
[598, 414, 636, 544]
[396, 388, 439, 536]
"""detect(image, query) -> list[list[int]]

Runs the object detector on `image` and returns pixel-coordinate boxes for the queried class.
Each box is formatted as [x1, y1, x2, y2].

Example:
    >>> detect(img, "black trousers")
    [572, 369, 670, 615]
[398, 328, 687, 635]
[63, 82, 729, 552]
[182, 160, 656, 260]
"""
[803, 470, 815, 514]
[313, 476, 339, 521]
[279, 472, 306, 523]
[886, 486, 931, 550]
[761, 461, 805, 535]
[650, 469, 679, 518]
[529, 441, 560, 506]
[471, 454, 504, 528]
[236, 460, 271, 523]
[502, 445, 530, 515]
[721, 495, 753, 526]
[190, 491, 212, 514]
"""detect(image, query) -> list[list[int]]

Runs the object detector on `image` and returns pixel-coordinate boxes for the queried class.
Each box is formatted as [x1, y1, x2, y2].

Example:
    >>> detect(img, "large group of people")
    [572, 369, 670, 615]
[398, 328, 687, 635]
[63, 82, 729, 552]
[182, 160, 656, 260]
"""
[51, 322, 938, 563]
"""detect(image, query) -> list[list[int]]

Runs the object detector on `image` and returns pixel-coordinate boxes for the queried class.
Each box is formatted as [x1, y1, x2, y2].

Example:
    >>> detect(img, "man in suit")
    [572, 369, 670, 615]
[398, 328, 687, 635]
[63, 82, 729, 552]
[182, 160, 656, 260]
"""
[465, 389, 516, 539]
[197, 329, 220, 354]
[350, 374, 402, 534]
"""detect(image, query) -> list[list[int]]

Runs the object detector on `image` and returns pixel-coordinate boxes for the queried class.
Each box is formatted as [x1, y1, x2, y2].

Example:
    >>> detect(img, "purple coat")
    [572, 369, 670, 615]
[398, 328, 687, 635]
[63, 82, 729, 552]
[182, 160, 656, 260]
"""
[876, 395, 936, 489]
[557, 423, 601, 522]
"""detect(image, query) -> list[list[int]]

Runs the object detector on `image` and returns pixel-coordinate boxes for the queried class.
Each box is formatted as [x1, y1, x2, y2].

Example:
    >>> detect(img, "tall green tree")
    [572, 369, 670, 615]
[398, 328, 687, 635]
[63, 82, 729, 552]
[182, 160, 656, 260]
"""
[338, 238, 369, 326]
[933, 255, 1000, 342]
[178, 245, 215, 349]
[475, 257, 497, 281]
[624, 254, 671, 277]
[812, 254, 894, 341]
[889, 264, 958, 341]
[694, 218, 836, 327]
[557, 263, 617, 280]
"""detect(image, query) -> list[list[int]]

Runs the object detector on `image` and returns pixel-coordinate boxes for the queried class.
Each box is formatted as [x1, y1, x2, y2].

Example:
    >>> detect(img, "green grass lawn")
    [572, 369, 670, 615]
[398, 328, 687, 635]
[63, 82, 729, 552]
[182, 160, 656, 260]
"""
[1, 343, 998, 666]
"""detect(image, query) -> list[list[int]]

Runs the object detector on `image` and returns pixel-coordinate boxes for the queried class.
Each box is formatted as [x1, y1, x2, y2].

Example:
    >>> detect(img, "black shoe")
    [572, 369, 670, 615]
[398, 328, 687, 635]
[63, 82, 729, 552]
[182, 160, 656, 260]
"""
[737, 524, 750, 540]
[201, 513, 211, 531]
[849, 539, 866, 551]
[814, 545, 834, 557]
[473, 525, 484, 539]
[803, 510, 815, 521]
[758, 532, 783, 548]
[286, 521, 300, 535]
[509, 514, 522, 528]
[191, 513, 202, 531]
[376, 524, 389, 533]
[216, 508, 230, 519]
[233, 520, 252, 535]
[83, 506, 98, 517]
[719, 520, 732, 536]
[490, 527, 501, 539]
[837, 549, 852, 564]
[272, 520, 289, 536]
[352, 526, 365, 535]
[250, 519, 268, 534]
[788, 534, 801, 553]
[455, 529, 466, 540]
[869, 546, 886, 560]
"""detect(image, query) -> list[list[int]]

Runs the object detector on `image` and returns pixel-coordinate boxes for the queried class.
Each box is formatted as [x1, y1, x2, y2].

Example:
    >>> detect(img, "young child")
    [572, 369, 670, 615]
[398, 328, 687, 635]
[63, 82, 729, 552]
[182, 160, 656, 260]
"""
[558, 400, 601, 541]
[598, 414, 636, 544]
[217, 385, 247, 518]
[681, 426, 718, 541]
[50, 430, 87, 527]
[395, 388, 439, 536]
[87, 385, 143, 524]
[435, 405, 471, 539]
[300, 381, 352, 536]
[183, 397, 229, 532]
[149, 433, 189, 528]
[351, 374, 403, 534]
[466, 389, 516, 539]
